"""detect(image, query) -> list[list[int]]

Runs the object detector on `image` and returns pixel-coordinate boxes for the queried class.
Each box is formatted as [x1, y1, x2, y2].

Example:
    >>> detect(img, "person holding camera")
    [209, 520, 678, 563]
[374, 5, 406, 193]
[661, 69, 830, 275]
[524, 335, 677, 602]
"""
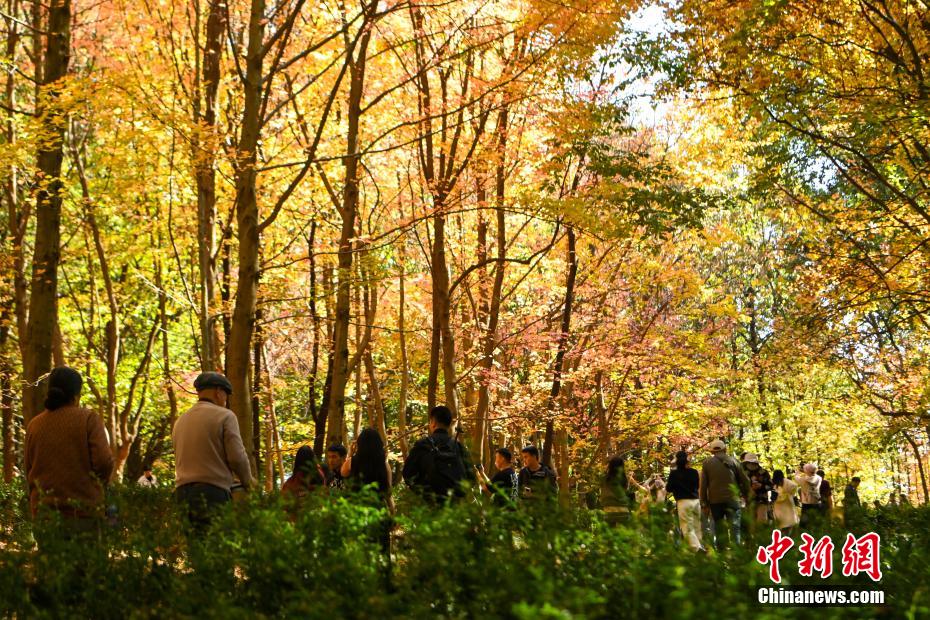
[477, 448, 519, 507]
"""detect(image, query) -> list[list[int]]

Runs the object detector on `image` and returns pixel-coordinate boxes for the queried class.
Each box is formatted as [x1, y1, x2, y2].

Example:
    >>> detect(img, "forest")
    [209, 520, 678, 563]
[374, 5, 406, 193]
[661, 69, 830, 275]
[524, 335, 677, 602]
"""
[2, 0, 930, 616]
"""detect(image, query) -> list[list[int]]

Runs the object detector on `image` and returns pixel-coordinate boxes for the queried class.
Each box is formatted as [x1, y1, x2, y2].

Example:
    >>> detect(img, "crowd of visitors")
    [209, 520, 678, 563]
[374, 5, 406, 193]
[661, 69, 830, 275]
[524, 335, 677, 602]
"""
[23, 366, 883, 553]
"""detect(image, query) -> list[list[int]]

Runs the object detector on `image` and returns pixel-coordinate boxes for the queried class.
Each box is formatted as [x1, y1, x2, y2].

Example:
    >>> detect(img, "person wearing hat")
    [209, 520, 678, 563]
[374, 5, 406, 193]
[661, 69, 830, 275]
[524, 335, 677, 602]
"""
[173, 372, 252, 532]
[25, 367, 115, 540]
[741, 452, 773, 530]
[699, 439, 750, 550]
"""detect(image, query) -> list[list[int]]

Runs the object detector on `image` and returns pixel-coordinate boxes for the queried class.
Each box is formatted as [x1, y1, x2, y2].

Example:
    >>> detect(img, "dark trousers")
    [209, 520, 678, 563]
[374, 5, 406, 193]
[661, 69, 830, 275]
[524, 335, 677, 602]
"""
[800, 503, 821, 529]
[33, 513, 102, 552]
[176, 483, 231, 534]
[709, 500, 742, 549]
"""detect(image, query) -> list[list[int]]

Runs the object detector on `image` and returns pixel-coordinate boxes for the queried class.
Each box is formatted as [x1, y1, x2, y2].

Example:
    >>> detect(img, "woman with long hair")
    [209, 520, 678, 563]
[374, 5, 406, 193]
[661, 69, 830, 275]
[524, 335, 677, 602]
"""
[601, 455, 634, 525]
[665, 450, 704, 552]
[772, 469, 799, 534]
[341, 428, 395, 562]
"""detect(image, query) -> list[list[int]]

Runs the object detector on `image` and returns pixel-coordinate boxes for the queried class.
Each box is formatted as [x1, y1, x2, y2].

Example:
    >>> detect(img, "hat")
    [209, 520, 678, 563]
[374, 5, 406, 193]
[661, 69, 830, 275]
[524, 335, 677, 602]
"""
[194, 372, 233, 394]
[741, 453, 760, 464]
[708, 440, 726, 452]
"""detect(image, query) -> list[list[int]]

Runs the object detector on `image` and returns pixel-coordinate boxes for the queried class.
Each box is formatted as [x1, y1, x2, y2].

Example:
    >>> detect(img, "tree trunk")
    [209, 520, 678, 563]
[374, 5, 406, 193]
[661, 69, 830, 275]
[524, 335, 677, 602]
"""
[306, 223, 327, 454]
[194, 0, 227, 371]
[397, 241, 410, 456]
[251, 306, 263, 486]
[23, 0, 71, 423]
[543, 227, 577, 467]
[429, 210, 458, 416]
[473, 106, 508, 465]
[1, 0, 20, 481]
[325, 18, 373, 445]
[903, 430, 928, 505]
[225, 0, 267, 477]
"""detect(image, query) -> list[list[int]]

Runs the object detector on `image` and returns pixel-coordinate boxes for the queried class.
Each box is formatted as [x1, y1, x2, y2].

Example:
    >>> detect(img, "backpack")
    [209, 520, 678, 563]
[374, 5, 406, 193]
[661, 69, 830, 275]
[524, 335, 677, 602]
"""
[423, 435, 466, 499]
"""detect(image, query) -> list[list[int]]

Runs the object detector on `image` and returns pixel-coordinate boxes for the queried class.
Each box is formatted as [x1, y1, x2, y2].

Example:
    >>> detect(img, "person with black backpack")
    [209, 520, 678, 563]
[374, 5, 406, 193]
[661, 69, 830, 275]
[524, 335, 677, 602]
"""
[402, 405, 475, 503]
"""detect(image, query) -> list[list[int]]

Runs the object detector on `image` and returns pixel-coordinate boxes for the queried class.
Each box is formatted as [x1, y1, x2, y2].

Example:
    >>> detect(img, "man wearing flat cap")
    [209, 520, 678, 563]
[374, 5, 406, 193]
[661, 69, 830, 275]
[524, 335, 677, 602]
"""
[700, 439, 750, 550]
[173, 372, 252, 531]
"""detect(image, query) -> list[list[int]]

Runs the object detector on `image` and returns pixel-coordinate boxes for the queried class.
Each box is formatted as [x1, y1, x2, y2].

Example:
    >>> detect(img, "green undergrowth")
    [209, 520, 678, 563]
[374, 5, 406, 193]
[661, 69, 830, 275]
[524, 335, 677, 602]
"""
[0, 482, 926, 619]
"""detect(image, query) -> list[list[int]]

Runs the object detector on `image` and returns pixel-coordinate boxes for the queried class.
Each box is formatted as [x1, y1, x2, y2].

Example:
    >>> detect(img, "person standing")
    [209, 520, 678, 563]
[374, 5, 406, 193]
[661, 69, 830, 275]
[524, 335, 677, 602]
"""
[25, 367, 114, 541]
[282, 446, 327, 502]
[844, 477, 863, 529]
[741, 453, 773, 527]
[137, 467, 157, 488]
[341, 428, 395, 557]
[173, 372, 252, 532]
[518, 445, 558, 505]
[600, 456, 635, 525]
[794, 464, 823, 529]
[817, 469, 833, 519]
[700, 439, 750, 550]
[666, 450, 703, 551]
[477, 448, 519, 507]
[771, 470, 799, 534]
[402, 405, 474, 503]
[326, 444, 348, 490]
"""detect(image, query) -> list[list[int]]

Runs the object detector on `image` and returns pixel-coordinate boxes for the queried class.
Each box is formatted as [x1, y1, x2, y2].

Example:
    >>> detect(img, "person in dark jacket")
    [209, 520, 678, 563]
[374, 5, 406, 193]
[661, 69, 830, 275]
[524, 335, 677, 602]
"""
[700, 439, 750, 550]
[667, 450, 703, 551]
[402, 405, 474, 502]
[325, 444, 348, 490]
[518, 445, 558, 504]
[844, 476, 863, 529]
[478, 448, 519, 507]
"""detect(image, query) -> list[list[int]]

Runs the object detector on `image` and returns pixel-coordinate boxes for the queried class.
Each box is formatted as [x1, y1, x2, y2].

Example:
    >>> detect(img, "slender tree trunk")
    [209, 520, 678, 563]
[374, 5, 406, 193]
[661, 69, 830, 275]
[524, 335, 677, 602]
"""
[473, 106, 508, 465]
[194, 0, 227, 371]
[317, 266, 335, 453]
[225, 0, 267, 476]
[156, 260, 179, 431]
[543, 227, 577, 467]
[23, 0, 71, 422]
[306, 223, 327, 454]
[903, 430, 928, 505]
[1, 0, 21, 482]
[352, 276, 363, 438]
[429, 210, 458, 415]
[326, 18, 373, 445]
[397, 242, 410, 456]
[595, 371, 608, 460]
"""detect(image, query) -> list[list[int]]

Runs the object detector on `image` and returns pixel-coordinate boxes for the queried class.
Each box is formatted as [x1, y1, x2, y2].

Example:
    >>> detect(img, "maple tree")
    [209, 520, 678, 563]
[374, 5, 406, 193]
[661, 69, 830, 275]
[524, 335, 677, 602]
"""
[0, 0, 925, 503]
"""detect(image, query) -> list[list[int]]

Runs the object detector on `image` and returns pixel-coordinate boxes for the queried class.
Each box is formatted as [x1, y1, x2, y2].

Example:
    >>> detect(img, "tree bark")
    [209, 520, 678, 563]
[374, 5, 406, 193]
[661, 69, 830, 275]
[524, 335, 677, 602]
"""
[1, 0, 23, 482]
[397, 241, 410, 456]
[473, 106, 508, 465]
[325, 11, 374, 445]
[543, 227, 577, 467]
[225, 0, 267, 476]
[23, 0, 71, 422]
[194, 0, 227, 371]
[903, 430, 928, 505]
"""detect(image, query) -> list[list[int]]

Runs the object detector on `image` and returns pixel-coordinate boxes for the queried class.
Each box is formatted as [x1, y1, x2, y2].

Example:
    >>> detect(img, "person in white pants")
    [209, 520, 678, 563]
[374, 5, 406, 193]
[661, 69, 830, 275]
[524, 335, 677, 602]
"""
[666, 450, 705, 552]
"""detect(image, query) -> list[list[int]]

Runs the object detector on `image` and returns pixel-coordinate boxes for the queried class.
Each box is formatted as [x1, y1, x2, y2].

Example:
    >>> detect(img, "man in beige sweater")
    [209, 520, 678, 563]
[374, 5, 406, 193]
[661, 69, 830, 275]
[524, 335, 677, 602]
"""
[173, 372, 252, 531]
